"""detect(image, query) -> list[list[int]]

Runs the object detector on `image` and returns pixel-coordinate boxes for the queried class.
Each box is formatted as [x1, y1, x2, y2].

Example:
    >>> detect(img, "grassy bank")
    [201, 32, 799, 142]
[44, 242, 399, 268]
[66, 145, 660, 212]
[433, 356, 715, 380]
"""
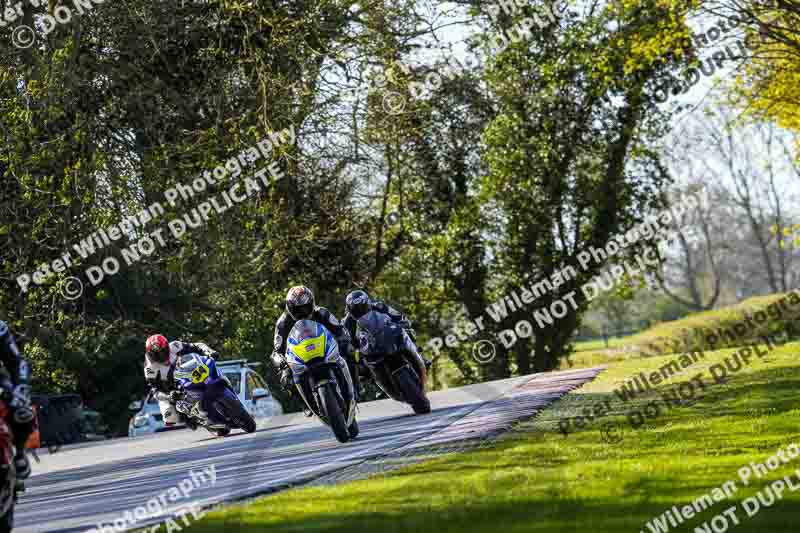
[178, 338, 800, 533]
[569, 290, 800, 368]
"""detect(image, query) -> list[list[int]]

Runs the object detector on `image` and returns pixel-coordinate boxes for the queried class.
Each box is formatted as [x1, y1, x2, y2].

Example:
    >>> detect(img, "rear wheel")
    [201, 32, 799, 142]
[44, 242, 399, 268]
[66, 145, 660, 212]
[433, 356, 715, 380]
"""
[396, 367, 431, 414]
[319, 385, 350, 443]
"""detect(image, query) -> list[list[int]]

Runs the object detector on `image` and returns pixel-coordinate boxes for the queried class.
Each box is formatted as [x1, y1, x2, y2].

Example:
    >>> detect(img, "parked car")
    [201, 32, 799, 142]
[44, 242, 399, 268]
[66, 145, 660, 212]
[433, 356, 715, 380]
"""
[128, 358, 282, 437]
[217, 359, 283, 421]
[128, 390, 166, 437]
[79, 409, 111, 441]
[31, 394, 112, 446]
[32, 394, 84, 448]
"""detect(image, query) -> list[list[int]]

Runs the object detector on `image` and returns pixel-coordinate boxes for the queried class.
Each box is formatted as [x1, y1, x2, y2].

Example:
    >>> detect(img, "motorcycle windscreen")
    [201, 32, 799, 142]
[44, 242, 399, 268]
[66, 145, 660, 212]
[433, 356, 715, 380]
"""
[357, 310, 403, 355]
[174, 354, 212, 385]
[287, 320, 326, 364]
[287, 320, 338, 364]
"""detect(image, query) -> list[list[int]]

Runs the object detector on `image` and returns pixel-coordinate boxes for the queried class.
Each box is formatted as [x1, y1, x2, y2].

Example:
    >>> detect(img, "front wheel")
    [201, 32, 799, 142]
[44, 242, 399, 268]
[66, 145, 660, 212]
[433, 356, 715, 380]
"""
[396, 367, 431, 414]
[0, 492, 15, 533]
[235, 407, 257, 433]
[216, 394, 257, 433]
[243, 415, 257, 433]
[0, 508, 12, 533]
[348, 417, 359, 439]
[319, 384, 350, 443]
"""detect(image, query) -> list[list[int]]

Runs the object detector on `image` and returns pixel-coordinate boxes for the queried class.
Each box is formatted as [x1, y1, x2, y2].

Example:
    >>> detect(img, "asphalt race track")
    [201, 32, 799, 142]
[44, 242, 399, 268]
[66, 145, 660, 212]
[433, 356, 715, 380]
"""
[16, 367, 605, 533]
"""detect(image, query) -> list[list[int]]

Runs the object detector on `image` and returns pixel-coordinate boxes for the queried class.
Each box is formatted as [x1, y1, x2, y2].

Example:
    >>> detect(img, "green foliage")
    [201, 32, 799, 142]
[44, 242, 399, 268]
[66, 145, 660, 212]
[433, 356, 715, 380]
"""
[0, 0, 698, 430]
[0, 0, 379, 429]
[467, 0, 685, 373]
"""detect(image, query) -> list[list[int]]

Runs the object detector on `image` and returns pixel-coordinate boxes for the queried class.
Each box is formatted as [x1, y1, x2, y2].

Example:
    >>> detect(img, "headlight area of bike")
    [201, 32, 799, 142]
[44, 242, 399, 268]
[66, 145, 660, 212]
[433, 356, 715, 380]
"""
[286, 332, 341, 377]
[174, 356, 213, 386]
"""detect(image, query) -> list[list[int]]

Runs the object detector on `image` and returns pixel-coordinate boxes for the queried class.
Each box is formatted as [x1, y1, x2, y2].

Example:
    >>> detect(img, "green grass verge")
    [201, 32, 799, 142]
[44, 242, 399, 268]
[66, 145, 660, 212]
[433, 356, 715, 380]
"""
[176, 339, 800, 533]
[568, 290, 800, 366]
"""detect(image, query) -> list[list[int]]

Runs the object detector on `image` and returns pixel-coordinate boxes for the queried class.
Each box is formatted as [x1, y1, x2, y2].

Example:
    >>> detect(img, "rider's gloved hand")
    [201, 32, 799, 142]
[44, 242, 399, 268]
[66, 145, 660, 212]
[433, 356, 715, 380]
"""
[10, 385, 33, 423]
[280, 367, 293, 390]
[169, 390, 184, 403]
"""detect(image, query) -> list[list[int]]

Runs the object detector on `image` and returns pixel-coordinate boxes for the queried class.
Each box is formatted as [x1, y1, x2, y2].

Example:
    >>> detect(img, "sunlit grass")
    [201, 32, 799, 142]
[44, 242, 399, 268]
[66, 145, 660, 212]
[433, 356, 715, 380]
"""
[180, 341, 800, 533]
[565, 291, 800, 369]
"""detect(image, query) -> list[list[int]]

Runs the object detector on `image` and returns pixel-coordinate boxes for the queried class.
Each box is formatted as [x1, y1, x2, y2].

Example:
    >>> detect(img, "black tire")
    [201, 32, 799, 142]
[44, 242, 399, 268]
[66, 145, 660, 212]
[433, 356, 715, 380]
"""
[215, 427, 231, 437]
[243, 415, 257, 433]
[0, 496, 14, 533]
[234, 406, 257, 433]
[216, 395, 257, 433]
[396, 367, 431, 414]
[348, 417, 359, 439]
[319, 384, 350, 443]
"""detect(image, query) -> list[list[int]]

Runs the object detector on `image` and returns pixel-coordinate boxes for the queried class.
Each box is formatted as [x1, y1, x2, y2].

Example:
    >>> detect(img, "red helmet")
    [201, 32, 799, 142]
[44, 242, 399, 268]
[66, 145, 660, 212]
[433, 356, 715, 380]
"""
[145, 334, 170, 364]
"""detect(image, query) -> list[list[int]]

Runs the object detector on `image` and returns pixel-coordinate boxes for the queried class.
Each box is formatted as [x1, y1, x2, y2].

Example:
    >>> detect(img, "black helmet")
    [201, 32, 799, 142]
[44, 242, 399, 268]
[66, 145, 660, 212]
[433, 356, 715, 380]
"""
[345, 290, 371, 319]
[286, 286, 315, 320]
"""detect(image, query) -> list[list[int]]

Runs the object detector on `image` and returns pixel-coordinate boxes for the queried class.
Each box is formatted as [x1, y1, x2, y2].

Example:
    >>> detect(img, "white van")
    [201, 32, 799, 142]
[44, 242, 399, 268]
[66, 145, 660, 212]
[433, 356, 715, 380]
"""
[128, 359, 283, 437]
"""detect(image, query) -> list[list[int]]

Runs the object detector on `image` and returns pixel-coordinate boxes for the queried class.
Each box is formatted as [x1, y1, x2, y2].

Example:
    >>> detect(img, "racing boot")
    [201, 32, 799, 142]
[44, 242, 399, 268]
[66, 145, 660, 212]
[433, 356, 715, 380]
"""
[180, 413, 198, 431]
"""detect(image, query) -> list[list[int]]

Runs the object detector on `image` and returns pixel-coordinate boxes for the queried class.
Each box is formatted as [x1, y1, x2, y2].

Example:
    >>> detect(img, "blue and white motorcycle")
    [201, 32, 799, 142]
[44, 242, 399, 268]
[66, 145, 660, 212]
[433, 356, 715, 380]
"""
[172, 353, 257, 436]
[285, 320, 358, 443]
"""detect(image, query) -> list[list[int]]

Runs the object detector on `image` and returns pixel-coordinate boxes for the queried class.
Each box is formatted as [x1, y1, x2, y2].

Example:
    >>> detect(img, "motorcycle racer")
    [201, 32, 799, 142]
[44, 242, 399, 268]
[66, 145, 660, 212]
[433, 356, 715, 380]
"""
[143, 334, 220, 427]
[0, 321, 34, 480]
[343, 290, 432, 371]
[271, 286, 360, 402]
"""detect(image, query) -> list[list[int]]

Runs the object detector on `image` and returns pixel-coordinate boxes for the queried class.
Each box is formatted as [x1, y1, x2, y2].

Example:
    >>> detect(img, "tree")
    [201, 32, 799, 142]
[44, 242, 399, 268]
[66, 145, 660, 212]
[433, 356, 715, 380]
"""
[472, 0, 687, 373]
[0, 0, 428, 426]
[665, 104, 800, 295]
[699, 0, 800, 151]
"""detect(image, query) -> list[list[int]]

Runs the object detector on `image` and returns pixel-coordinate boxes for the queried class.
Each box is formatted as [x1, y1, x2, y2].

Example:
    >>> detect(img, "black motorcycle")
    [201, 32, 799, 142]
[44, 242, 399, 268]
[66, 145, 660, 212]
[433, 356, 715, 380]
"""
[356, 311, 431, 414]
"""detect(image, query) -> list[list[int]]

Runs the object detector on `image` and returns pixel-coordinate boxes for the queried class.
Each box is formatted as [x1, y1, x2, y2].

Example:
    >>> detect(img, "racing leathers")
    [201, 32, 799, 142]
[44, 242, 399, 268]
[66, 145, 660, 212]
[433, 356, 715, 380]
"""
[271, 307, 359, 400]
[143, 341, 219, 425]
[0, 320, 33, 479]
